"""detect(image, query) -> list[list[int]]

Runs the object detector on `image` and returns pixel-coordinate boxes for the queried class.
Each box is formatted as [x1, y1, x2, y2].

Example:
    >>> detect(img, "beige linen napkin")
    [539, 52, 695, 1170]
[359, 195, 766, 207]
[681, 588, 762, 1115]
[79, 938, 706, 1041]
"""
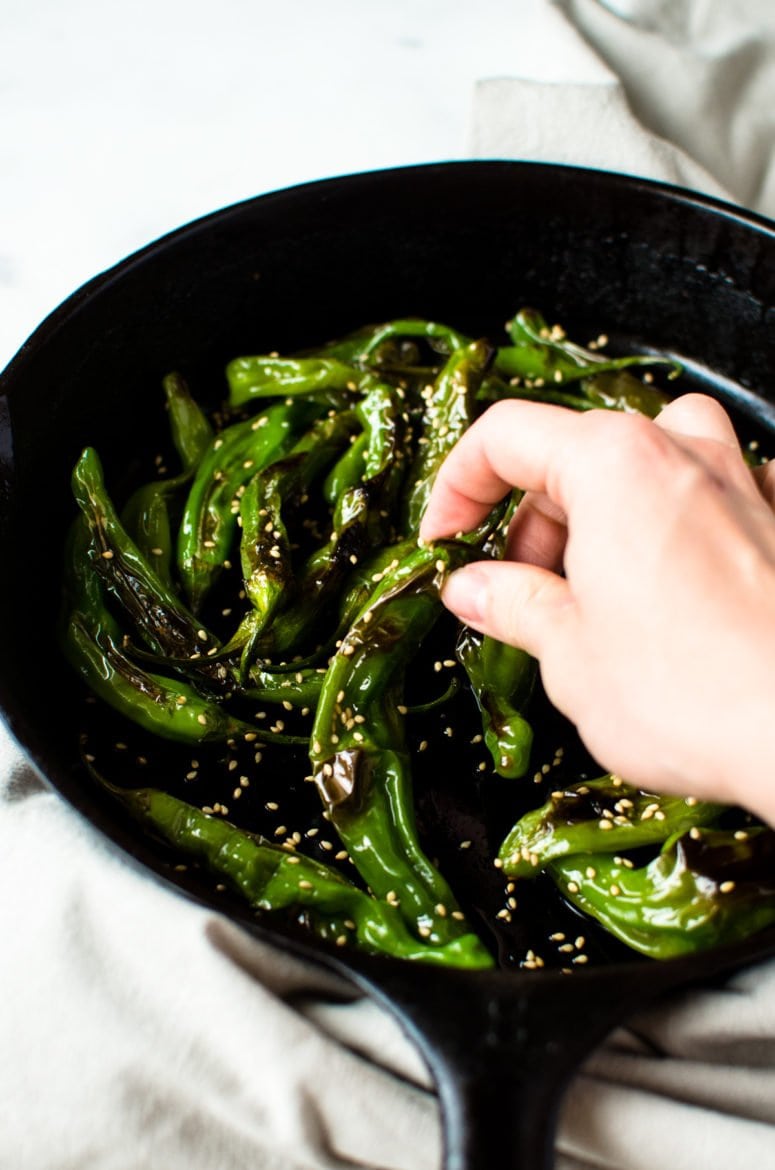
[3, 3, 775, 1169]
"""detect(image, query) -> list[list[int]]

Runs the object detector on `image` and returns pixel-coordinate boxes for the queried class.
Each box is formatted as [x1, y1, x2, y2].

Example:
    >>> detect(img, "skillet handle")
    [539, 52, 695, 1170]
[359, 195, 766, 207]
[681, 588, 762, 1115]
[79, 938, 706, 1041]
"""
[361, 962, 683, 1170]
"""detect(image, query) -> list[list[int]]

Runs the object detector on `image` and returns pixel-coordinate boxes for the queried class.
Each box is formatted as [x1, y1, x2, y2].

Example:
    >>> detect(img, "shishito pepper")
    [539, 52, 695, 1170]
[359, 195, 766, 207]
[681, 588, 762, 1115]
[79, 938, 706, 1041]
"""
[492, 307, 679, 401]
[455, 625, 536, 779]
[239, 409, 357, 634]
[72, 447, 220, 660]
[177, 399, 320, 612]
[61, 520, 259, 744]
[121, 372, 214, 586]
[109, 783, 492, 967]
[309, 538, 494, 962]
[226, 356, 373, 407]
[551, 827, 775, 959]
[237, 384, 411, 663]
[402, 338, 492, 535]
[498, 775, 723, 879]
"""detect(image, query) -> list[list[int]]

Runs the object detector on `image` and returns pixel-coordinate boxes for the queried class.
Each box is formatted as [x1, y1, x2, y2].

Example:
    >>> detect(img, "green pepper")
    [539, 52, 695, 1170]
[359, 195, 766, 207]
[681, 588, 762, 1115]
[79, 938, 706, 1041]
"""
[61, 520, 254, 743]
[226, 356, 374, 408]
[551, 827, 775, 958]
[498, 775, 723, 879]
[323, 431, 368, 505]
[109, 783, 492, 967]
[456, 626, 536, 778]
[121, 373, 214, 586]
[309, 539, 494, 962]
[239, 410, 357, 636]
[177, 399, 319, 611]
[308, 318, 469, 366]
[402, 339, 492, 535]
[72, 447, 219, 660]
[492, 308, 680, 388]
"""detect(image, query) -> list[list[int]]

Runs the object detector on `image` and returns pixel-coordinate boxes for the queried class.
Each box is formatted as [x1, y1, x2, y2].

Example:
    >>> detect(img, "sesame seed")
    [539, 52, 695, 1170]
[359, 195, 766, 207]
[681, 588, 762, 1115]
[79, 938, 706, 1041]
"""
[719, 880, 736, 893]
[196, 714, 207, 725]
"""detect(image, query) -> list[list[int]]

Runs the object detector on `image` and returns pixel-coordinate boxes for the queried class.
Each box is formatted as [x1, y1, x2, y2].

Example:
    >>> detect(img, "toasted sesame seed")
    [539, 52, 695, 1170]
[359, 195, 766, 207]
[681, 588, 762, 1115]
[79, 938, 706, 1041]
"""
[567, 881, 579, 893]
[196, 714, 207, 725]
[572, 954, 589, 965]
[719, 880, 736, 893]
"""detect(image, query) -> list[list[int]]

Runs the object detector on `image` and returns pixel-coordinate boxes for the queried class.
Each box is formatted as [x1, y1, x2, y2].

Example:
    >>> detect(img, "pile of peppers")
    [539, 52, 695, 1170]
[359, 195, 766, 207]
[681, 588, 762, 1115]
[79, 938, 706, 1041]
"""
[61, 309, 775, 966]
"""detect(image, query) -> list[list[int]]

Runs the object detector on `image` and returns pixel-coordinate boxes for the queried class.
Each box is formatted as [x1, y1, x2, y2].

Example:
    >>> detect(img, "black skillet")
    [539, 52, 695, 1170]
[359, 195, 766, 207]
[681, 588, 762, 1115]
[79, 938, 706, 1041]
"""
[2, 162, 775, 1170]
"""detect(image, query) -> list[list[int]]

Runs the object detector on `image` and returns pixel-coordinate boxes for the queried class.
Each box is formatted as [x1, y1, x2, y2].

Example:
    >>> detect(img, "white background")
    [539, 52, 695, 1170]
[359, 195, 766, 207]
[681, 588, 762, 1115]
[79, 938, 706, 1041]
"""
[0, 0, 556, 371]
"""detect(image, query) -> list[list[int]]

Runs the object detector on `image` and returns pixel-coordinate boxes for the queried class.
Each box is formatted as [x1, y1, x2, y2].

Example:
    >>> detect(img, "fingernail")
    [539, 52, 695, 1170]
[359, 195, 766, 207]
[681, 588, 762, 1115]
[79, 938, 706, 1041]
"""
[442, 567, 486, 624]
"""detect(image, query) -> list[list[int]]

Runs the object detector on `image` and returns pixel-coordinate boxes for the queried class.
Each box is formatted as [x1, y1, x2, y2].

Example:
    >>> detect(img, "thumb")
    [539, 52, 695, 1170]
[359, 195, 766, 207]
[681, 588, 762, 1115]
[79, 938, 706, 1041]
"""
[440, 559, 573, 657]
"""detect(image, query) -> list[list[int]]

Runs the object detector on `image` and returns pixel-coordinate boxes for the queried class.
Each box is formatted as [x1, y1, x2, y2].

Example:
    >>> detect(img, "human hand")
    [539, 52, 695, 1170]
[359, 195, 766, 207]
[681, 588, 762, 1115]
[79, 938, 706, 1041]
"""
[420, 394, 775, 825]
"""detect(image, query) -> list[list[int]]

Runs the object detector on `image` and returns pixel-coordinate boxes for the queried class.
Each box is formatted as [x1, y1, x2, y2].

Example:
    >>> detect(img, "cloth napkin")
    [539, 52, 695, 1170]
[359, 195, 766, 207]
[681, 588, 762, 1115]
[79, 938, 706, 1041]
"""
[4, 3, 775, 1169]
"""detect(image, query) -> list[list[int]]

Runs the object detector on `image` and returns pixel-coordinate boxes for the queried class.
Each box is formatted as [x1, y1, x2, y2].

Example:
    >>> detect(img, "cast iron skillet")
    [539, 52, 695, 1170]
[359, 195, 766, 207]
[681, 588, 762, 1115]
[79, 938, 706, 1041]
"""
[2, 162, 775, 1170]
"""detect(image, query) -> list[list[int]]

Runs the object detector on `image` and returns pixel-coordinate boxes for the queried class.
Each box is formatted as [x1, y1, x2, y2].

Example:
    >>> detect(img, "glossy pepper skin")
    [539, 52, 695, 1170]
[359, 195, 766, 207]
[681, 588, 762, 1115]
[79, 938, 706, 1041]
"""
[226, 356, 373, 407]
[551, 827, 775, 959]
[308, 317, 469, 366]
[110, 783, 492, 967]
[121, 372, 214, 587]
[492, 307, 680, 396]
[239, 409, 357, 636]
[72, 447, 220, 660]
[455, 626, 536, 779]
[61, 520, 256, 744]
[402, 339, 492, 535]
[498, 775, 723, 879]
[309, 538, 495, 964]
[237, 384, 411, 663]
[177, 399, 320, 612]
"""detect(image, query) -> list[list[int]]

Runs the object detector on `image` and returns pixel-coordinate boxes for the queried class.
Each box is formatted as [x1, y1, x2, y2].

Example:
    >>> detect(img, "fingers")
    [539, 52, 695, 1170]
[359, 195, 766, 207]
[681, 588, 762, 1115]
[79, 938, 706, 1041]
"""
[504, 491, 567, 571]
[655, 393, 741, 449]
[440, 559, 574, 658]
[419, 400, 583, 543]
[420, 393, 748, 547]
